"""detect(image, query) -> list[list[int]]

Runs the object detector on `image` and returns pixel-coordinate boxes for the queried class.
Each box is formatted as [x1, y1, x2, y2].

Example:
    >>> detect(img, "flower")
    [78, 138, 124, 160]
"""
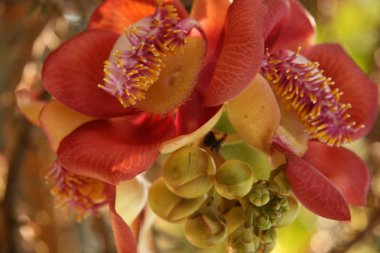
[227, 0, 378, 221]
[15, 0, 378, 251]
[15, 0, 280, 252]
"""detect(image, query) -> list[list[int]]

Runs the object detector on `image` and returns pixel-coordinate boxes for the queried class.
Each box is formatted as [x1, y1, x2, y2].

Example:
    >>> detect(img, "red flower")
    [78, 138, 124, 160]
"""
[15, 0, 377, 251]
[16, 0, 276, 252]
[227, 0, 377, 221]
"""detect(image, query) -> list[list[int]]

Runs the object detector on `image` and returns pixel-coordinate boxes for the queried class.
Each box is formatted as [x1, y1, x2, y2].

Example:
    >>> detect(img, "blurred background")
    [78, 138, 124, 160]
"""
[0, 0, 379, 252]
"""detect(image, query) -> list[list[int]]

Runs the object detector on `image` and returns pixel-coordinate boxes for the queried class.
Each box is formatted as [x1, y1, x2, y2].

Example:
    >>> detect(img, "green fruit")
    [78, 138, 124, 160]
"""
[215, 160, 255, 200]
[148, 178, 206, 222]
[185, 214, 227, 248]
[163, 146, 216, 198]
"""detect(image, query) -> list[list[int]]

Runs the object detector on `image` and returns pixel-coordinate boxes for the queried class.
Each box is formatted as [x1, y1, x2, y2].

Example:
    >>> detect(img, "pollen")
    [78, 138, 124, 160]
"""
[99, 3, 196, 108]
[261, 49, 364, 146]
[46, 161, 108, 220]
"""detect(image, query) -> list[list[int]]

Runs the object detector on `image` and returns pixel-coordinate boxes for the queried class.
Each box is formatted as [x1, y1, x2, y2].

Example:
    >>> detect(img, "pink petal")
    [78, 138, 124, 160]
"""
[273, 141, 351, 221]
[266, 0, 316, 52]
[190, 0, 231, 61]
[43, 30, 134, 117]
[203, 0, 265, 106]
[303, 44, 378, 140]
[303, 142, 370, 206]
[57, 114, 176, 185]
[108, 186, 137, 253]
[88, 0, 187, 34]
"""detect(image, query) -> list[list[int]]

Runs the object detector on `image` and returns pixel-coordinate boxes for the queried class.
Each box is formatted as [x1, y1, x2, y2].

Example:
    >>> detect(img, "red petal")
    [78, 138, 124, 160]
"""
[88, 0, 187, 34]
[161, 91, 222, 154]
[304, 44, 378, 140]
[273, 141, 351, 221]
[108, 186, 137, 253]
[43, 30, 134, 117]
[176, 90, 221, 135]
[203, 0, 265, 106]
[266, 0, 316, 52]
[303, 142, 370, 206]
[190, 0, 231, 61]
[262, 0, 290, 39]
[57, 113, 176, 185]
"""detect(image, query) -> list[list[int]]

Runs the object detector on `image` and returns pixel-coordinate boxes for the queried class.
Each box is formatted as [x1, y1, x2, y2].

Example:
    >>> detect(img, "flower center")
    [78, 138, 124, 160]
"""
[99, 3, 202, 111]
[47, 161, 108, 220]
[261, 49, 364, 146]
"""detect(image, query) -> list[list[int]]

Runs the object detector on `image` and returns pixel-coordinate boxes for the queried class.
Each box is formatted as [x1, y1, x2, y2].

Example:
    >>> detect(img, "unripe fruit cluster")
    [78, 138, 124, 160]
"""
[148, 146, 300, 252]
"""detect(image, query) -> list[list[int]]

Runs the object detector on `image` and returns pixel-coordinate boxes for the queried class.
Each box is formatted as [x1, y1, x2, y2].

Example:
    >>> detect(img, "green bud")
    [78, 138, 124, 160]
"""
[269, 201, 281, 211]
[229, 226, 260, 253]
[249, 181, 270, 207]
[279, 196, 289, 209]
[163, 146, 216, 198]
[268, 210, 283, 225]
[215, 160, 255, 200]
[185, 214, 227, 248]
[277, 196, 300, 227]
[269, 166, 290, 195]
[255, 212, 271, 231]
[258, 229, 276, 244]
[148, 178, 206, 222]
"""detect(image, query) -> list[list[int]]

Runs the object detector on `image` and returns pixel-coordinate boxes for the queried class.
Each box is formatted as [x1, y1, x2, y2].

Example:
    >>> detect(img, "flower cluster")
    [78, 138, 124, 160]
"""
[15, 0, 377, 252]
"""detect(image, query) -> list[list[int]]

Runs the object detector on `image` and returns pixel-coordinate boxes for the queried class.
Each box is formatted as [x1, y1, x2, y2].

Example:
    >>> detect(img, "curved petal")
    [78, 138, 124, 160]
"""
[303, 142, 370, 206]
[115, 175, 150, 225]
[303, 44, 378, 140]
[108, 186, 137, 253]
[161, 90, 221, 153]
[203, 0, 265, 106]
[176, 90, 221, 136]
[39, 100, 94, 152]
[227, 75, 280, 154]
[15, 83, 45, 126]
[57, 113, 176, 185]
[266, 0, 316, 52]
[88, 0, 187, 34]
[275, 96, 309, 157]
[273, 141, 351, 221]
[160, 102, 223, 154]
[262, 0, 290, 39]
[42, 30, 134, 117]
[190, 0, 230, 61]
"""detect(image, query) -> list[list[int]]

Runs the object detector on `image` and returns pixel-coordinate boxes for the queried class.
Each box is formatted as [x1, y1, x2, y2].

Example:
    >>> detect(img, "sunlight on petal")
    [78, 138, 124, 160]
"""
[275, 97, 309, 156]
[39, 100, 94, 151]
[115, 175, 150, 226]
[227, 75, 280, 154]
